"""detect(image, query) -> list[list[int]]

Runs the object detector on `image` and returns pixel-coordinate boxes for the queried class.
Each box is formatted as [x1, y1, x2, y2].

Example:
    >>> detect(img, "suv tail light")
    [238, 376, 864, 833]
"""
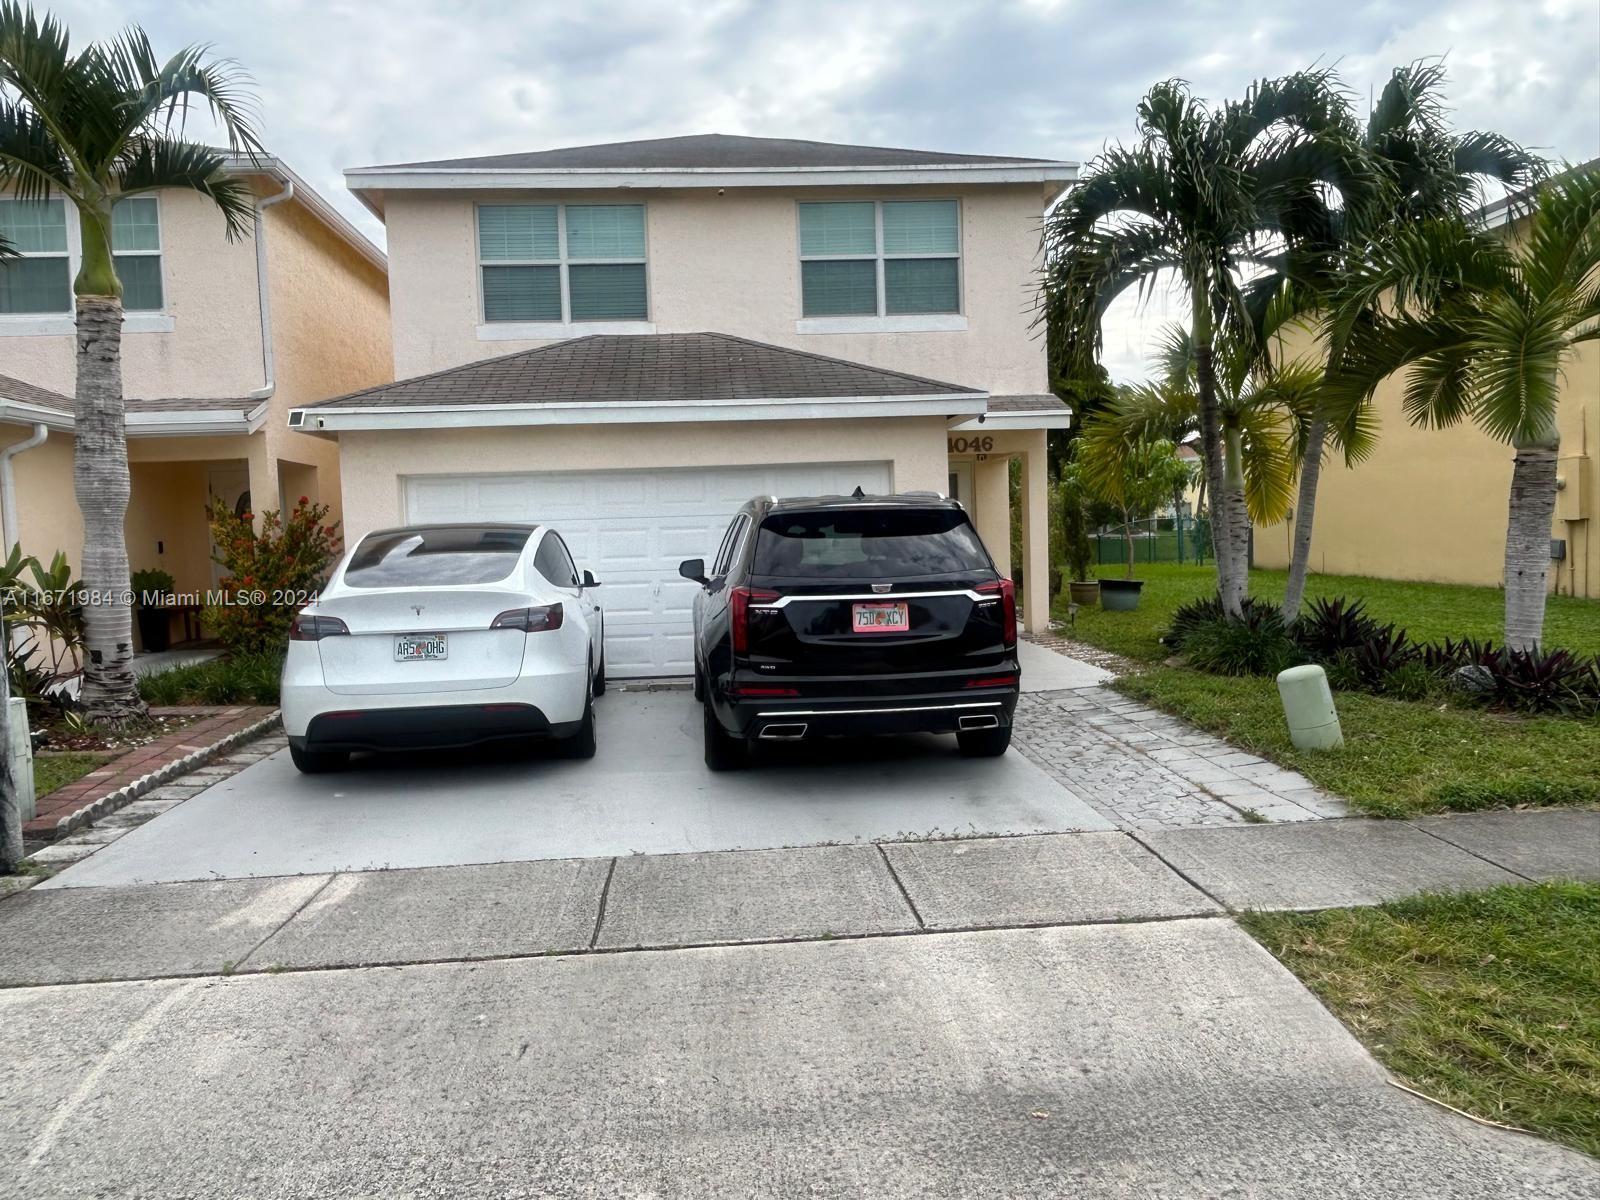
[730, 587, 780, 654]
[977, 578, 1017, 646]
[491, 603, 564, 633]
[289, 614, 349, 641]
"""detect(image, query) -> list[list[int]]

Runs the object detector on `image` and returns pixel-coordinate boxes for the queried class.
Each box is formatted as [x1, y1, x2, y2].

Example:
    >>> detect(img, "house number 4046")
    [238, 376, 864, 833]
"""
[947, 435, 995, 454]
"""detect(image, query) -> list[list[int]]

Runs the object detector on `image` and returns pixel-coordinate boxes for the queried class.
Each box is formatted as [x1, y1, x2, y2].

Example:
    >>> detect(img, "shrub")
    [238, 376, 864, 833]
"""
[1377, 660, 1438, 702]
[1183, 607, 1303, 677]
[1292, 596, 1379, 662]
[204, 497, 340, 654]
[1, 543, 85, 718]
[1479, 647, 1599, 717]
[130, 566, 176, 603]
[138, 651, 283, 706]
[1345, 621, 1420, 689]
[1163, 594, 1226, 651]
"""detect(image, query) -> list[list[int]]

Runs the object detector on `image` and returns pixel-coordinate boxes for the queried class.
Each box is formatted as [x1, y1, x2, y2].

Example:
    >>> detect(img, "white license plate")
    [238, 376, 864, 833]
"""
[852, 601, 910, 633]
[394, 633, 448, 661]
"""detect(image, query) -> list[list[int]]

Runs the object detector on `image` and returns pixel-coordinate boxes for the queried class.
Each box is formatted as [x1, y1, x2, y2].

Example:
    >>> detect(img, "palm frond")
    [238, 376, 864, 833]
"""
[1232, 405, 1299, 523]
[115, 136, 255, 239]
[95, 30, 264, 161]
[0, 94, 70, 199]
[1462, 291, 1569, 444]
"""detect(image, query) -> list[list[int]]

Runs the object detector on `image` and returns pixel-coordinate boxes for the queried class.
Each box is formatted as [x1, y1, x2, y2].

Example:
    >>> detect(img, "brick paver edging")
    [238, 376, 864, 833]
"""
[25, 707, 280, 842]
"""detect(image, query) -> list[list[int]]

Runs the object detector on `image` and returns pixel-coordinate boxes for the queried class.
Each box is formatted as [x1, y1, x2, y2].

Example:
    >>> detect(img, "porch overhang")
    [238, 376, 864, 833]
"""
[948, 393, 1072, 432]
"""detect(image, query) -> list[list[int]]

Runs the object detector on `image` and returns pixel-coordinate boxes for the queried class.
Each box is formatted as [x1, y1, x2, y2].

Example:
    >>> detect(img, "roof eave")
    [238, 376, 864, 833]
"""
[222, 154, 388, 272]
[290, 392, 987, 433]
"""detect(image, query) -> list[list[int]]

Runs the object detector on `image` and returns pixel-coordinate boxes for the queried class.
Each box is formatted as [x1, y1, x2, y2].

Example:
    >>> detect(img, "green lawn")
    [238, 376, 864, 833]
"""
[1242, 883, 1600, 1159]
[1053, 563, 1600, 818]
[1057, 562, 1600, 663]
[34, 751, 111, 799]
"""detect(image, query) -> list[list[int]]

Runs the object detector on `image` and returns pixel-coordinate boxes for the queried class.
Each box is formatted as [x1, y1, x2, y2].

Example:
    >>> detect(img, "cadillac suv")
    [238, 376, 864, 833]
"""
[680, 492, 1019, 770]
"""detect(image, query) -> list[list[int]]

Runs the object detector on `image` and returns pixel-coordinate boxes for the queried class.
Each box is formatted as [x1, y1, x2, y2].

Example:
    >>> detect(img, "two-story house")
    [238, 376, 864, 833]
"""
[297, 135, 1076, 677]
[0, 155, 391, 644]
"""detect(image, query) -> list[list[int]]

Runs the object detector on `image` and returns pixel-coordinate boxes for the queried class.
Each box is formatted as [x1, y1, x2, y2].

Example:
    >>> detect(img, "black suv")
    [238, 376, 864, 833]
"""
[679, 492, 1019, 770]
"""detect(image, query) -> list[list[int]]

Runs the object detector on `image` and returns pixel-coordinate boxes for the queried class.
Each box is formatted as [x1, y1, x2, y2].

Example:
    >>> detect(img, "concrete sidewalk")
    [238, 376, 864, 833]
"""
[2, 920, 1595, 1198]
[2, 809, 1594, 988]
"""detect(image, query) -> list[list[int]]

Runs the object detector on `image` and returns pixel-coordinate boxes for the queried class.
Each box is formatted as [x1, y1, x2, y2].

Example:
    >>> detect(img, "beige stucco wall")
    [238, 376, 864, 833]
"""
[383, 184, 1051, 395]
[335, 416, 949, 543]
[1253, 338, 1599, 599]
[1, 424, 80, 561]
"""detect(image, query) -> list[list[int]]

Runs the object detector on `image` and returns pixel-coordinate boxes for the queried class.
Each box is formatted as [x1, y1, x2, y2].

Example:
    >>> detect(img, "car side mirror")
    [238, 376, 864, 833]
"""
[678, 558, 709, 586]
[582, 569, 601, 588]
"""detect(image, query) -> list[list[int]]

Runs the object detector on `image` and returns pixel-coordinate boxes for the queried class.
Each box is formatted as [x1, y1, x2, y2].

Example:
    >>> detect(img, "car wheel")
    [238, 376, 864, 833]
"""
[956, 725, 1013, 758]
[559, 676, 598, 760]
[702, 699, 746, 771]
[593, 651, 607, 698]
[290, 744, 348, 774]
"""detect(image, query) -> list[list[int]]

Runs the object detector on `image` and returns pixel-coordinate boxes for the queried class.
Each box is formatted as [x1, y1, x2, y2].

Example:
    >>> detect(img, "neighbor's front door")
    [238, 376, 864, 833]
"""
[206, 466, 251, 586]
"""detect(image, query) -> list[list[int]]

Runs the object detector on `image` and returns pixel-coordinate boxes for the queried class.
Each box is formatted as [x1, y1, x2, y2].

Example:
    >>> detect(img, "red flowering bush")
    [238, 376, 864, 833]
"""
[204, 496, 341, 654]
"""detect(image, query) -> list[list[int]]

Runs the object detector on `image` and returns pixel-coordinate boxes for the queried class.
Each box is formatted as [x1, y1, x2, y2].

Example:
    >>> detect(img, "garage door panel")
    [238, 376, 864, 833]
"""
[405, 461, 892, 676]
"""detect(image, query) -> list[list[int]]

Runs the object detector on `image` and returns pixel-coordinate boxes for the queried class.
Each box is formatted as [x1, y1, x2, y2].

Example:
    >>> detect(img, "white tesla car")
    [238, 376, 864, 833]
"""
[281, 523, 604, 773]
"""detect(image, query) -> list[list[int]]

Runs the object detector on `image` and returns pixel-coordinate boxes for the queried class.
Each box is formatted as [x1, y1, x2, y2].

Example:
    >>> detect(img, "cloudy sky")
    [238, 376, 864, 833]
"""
[46, 0, 1600, 380]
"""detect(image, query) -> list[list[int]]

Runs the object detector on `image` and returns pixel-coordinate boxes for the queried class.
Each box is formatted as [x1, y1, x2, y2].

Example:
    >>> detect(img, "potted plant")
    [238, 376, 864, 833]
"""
[1080, 436, 1194, 612]
[131, 567, 176, 653]
[1058, 462, 1100, 606]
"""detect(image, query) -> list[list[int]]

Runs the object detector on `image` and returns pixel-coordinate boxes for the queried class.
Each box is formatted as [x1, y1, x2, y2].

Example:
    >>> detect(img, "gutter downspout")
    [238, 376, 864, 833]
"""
[0, 422, 48, 553]
[248, 179, 295, 401]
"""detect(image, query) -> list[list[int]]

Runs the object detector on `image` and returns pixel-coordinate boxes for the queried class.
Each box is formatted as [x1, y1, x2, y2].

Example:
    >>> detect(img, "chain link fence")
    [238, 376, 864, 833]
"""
[1089, 515, 1212, 567]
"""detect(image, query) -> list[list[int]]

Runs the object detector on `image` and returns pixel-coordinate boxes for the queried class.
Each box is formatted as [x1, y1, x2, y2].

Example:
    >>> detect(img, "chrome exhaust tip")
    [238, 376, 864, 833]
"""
[958, 714, 1000, 731]
[759, 723, 809, 740]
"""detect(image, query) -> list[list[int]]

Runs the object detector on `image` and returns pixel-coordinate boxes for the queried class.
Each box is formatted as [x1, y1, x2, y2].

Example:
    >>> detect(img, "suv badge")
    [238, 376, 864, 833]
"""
[871, 584, 892, 594]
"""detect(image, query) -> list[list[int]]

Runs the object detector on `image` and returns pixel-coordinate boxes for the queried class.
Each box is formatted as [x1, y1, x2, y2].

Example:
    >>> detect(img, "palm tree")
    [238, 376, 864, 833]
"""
[1328, 165, 1600, 649]
[1276, 62, 1542, 621]
[0, 4, 262, 722]
[1079, 326, 1359, 548]
[1042, 70, 1374, 617]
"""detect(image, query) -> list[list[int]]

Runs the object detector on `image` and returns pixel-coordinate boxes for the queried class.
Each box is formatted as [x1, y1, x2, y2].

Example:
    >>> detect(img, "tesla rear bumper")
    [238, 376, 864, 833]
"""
[293, 703, 579, 753]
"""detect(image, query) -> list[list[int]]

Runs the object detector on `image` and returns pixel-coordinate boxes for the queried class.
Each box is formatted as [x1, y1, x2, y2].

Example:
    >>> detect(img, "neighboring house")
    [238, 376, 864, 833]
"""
[0, 156, 392, 646]
[1252, 181, 1599, 601]
[301, 134, 1076, 677]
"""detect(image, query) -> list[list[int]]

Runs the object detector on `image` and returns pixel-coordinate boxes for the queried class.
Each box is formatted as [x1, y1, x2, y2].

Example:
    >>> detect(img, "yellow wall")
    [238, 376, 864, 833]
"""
[2, 425, 80, 561]
[1253, 337, 1599, 600]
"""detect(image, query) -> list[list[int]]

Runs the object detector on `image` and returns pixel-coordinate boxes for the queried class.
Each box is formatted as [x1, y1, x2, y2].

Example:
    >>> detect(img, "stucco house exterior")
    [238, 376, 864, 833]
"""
[1252, 183, 1599, 601]
[0, 155, 392, 645]
[300, 134, 1076, 678]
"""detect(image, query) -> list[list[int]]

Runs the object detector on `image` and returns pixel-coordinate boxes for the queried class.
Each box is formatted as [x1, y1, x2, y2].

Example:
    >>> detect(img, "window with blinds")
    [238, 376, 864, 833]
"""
[477, 204, 647, 323]
[798, 199, 960, 317]
[112, 197, 164, 311]
[0, 199, 70, 314]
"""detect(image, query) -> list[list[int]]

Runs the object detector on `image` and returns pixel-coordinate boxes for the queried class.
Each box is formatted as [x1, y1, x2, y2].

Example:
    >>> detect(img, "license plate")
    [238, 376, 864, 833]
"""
[394, 633, 448, 661]
[852, 601, 909, 633]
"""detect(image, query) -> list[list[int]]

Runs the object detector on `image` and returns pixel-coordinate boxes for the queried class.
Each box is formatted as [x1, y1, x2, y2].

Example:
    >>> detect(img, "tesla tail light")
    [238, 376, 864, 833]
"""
[289, 614, 349, 641]
[491, 603, 564, 633]
[976, 579, 1017, 646]
[730, 587, 780, 654]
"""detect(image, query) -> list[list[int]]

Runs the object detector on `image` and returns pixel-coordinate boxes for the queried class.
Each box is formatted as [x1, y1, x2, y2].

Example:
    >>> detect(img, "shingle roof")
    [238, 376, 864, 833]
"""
[0, 372, 71, 415]
[361, 133, 1056, 173]
[986, 394, 1070, 414]
[307, 333, 983, 411]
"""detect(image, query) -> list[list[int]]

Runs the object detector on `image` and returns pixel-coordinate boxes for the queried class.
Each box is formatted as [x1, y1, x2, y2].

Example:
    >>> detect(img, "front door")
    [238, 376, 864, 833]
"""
[206, 466, 251, 586]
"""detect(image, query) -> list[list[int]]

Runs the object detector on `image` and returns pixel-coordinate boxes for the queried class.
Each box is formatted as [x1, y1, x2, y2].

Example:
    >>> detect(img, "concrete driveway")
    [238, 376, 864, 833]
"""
[43, 686, 1111, 888]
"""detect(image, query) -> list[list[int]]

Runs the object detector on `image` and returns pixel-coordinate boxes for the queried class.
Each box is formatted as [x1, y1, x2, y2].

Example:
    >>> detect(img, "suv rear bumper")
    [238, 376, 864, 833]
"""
[719, 686, 1019, 741]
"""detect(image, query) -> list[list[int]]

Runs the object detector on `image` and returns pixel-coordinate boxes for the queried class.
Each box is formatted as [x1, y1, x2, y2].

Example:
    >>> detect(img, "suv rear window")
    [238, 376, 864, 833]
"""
[753, 508, 991, 579]
[344, 526, 533, 588]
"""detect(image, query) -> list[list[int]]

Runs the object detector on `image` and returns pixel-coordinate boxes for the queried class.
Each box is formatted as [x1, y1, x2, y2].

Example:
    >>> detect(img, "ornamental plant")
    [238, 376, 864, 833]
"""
[204, 498, 341, 654]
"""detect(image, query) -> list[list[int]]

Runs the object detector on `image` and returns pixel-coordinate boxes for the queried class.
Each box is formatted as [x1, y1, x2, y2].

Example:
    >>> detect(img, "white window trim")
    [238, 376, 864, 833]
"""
[475, 202, 651, 331]
[0, 194, 174, 336]
[112, 194, 167, 315]
[795, 198, 964, 328]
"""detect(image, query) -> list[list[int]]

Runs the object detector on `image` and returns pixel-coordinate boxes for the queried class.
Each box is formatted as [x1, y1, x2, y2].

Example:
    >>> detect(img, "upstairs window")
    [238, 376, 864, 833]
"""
[111, 197, 164, 311]
[478, 204, 648, 323]
[0, 199, 70, 314]
[798, 199, 960, 318]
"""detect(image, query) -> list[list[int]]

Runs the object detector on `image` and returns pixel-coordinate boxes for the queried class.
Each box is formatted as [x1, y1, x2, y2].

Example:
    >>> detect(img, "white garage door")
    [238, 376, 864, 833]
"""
[404, 462, 893, 677]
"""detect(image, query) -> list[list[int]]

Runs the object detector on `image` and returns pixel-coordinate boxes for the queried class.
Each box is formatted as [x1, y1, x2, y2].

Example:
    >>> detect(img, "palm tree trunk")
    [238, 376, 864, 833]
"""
[1281, 413, 1327, 622]
[1502, 438, 1560, 651]
[1219, 422, 1250, 615]
[73, 293, 145, 724]
[1191, 294, 1238, 613]
[1122, 508, 1135, 579]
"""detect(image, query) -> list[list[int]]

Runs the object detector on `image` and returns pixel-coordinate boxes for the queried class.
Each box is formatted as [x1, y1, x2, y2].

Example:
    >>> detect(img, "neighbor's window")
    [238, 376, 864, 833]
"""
[0, 198, 71, 314]
[111, 197, 164, 311]
[753, 508, 990, 579]
[344, 526, 533, 588]
[798, 199, 960, 318]
[478, 204, 647, 323]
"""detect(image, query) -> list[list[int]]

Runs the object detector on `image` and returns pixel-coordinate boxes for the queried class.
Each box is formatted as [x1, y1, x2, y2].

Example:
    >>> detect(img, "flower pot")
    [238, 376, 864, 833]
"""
[136, 606, 172, 653]
[1068, 580, 1101, 606]
[1098, 579, 1144, 612]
